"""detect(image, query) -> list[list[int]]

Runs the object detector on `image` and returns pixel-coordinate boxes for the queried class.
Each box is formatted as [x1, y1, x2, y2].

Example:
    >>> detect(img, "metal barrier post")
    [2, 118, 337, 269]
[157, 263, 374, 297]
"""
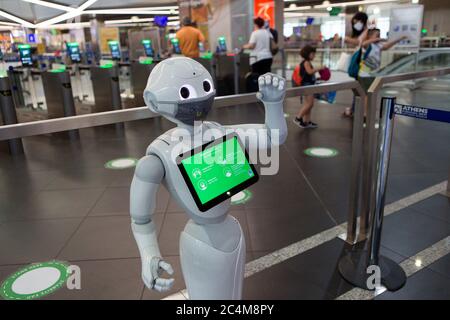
[233, 54, 239, 95]
[109, 66, 125, 132]
[340, 93, 364, 244]
[338, 97, 406, 291]
[281, 48, 286, 79]
[59, 71, 79, 140]
[359, 89, 380, 241]
[0, 77, 24, 155]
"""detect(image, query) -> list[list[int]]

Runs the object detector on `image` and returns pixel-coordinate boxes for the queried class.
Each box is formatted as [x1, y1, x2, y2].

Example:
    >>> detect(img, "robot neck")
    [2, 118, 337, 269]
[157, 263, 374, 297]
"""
[176, 121, 202, 135]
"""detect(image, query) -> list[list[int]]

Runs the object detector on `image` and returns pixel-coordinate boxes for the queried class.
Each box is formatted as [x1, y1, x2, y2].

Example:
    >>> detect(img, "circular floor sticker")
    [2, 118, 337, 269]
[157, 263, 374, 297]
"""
[1, 261, 70, 300]
[231, 190, 252, 205]
[284, 113, 290, 118]
[105, 157, 138, 169]
[304, 147, 339, 158]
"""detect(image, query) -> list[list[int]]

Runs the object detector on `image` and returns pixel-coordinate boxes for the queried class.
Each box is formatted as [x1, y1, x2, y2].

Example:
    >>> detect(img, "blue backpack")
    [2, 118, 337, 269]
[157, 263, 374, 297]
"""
[348, 46, 372, 79]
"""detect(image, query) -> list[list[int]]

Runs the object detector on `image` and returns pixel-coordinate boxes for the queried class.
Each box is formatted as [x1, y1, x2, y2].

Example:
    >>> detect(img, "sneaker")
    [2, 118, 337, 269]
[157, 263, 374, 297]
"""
[308, 121, 318, 129]
[293, 117, 308, 128]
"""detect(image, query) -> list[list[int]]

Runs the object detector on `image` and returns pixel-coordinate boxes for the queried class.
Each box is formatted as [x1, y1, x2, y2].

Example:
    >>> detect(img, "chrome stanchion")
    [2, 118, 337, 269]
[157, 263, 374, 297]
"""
[59, 71, 79, 140]
[338, 97, 406, 291]
[340, 94, 364, 244]
[281, 48, 286, 79]
[109, 65, 125, 133]
[233, 53, 239, 95]
[0, 76, 24, 155]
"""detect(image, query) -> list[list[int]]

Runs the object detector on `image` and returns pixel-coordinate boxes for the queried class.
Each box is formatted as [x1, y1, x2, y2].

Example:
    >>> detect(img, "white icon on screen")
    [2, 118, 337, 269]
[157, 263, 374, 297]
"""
[198, 180, 207, 191]
[192, 168, 202, 179]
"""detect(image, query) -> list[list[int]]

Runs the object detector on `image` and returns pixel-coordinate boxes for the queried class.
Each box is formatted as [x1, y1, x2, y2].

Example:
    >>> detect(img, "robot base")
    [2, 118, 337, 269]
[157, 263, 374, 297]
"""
[179, 215, 245, 300]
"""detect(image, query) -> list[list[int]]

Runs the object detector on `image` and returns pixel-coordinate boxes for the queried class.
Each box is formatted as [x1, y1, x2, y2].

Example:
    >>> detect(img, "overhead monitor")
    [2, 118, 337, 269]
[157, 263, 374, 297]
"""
[142, 39, 154, 57]
[108, 40, 121, 61]
[171, 38, 181, 54]
[217, 36, 227, 53]
[66, 42, 81, 63]
[18, 44, 33, 67]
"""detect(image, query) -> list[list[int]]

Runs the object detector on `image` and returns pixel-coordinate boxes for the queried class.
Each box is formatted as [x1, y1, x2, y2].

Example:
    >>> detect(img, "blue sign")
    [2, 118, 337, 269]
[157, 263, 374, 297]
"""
[27, 34, 36, 43]
[394, 103, 450, 124]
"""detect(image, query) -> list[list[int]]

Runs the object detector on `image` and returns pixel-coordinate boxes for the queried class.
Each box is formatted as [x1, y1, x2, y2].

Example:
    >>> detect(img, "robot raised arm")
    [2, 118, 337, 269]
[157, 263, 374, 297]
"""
[130, 154, 174, 292]
[224, 73, 287, 151]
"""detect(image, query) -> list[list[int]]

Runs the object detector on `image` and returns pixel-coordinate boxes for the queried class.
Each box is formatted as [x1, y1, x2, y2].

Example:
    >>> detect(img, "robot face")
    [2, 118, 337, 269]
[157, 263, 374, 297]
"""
[143, 57, 216, 126]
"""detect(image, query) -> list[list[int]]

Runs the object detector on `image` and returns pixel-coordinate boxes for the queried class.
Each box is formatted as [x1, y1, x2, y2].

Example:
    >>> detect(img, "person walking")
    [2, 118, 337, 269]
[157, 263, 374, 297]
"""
[176, 16, 206, 59]
[243, 17, 274, 76]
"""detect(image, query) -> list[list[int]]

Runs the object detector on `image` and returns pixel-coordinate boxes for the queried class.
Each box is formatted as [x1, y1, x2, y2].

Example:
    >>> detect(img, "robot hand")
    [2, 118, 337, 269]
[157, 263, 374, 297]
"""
[256, 73, 286, 104]
[143, 256, 175, 292]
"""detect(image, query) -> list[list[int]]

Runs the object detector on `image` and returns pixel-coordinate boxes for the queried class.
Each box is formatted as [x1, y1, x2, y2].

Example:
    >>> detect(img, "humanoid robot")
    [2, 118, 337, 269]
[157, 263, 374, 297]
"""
[130, 57, 287, 299]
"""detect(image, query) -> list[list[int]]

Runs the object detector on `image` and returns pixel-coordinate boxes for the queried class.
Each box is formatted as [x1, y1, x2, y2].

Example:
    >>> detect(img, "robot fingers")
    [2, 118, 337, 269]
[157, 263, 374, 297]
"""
[159, 260, 174, 275]
[154, 278, 175, 292]
[258, 76, 265, 88]
[272, 76, 279, 87]
[278, 79, 285, 91]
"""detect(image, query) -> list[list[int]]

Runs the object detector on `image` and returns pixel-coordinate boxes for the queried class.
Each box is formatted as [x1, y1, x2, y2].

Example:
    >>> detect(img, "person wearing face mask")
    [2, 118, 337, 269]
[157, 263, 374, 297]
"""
[343, 12, 369, 117]
[345, 12, 369, 47]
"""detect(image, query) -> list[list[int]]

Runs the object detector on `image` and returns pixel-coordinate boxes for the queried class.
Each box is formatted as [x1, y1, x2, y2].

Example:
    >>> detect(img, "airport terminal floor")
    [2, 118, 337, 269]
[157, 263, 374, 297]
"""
[1, 87, 449, 300]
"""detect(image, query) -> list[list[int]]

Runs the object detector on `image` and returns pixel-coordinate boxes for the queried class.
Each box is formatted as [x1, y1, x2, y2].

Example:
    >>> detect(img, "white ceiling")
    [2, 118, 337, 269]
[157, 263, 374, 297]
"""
[0, 0, 177, 26]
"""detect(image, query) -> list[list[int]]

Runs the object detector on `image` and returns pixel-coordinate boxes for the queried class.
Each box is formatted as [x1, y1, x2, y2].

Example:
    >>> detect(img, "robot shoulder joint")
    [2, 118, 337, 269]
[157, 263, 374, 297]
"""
[134, 154, 165, 183]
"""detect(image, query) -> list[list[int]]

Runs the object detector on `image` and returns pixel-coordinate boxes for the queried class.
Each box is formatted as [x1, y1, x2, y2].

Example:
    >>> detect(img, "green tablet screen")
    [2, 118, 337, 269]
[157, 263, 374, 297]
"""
[180, 136, 256, 205]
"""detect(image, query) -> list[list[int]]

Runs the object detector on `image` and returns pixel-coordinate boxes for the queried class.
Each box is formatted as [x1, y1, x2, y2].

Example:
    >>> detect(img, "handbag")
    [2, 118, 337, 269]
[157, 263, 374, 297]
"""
[336, 52, 351, 72]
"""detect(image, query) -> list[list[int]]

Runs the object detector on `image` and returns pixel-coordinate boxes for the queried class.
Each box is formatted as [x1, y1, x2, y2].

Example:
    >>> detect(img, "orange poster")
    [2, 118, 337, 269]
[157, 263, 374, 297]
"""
[254, 0, 275, 28]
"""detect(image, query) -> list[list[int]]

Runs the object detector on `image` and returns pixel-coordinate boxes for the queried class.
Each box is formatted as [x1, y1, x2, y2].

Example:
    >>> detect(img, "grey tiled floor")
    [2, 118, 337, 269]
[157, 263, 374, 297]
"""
[0, 87, 449, 299]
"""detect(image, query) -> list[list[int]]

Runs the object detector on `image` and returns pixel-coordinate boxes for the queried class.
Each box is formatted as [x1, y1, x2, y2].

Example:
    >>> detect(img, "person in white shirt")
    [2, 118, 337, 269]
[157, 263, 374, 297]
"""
[243, 17, 273, 76]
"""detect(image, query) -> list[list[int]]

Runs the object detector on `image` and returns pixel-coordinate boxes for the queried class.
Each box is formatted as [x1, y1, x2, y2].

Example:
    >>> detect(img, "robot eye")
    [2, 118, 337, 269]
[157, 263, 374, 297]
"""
[180, 87, 190, 99]
[203, 80, 212, 93]
[179, 84, 197, 100]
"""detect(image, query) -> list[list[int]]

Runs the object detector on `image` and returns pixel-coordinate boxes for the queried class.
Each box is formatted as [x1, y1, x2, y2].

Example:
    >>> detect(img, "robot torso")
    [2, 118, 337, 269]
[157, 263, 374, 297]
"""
[146, 121, 231, 225]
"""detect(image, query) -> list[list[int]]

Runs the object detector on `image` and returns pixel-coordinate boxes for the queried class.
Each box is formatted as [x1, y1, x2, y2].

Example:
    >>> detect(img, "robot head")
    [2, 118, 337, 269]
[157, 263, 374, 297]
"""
[143, 57, 216, 126]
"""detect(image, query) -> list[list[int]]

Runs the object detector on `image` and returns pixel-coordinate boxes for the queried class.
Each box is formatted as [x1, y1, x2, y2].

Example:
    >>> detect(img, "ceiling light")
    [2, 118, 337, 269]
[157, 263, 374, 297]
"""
[38, 22, 90, 29]
[0, 10, 35, 28]
[21, 0, 75, 12]
[327, 7, 333, 11]
[105, 17, 153, 25]
[83, 5, 179, 15]
[83, 10, 178, 15]
[284, 5, 312, 11]
[105, 16, 178, 25]
[373, 7, 381, 14]
[314, 0, 396, 9]
[35, 0, 98, 27]
[0, 21, 20, 26]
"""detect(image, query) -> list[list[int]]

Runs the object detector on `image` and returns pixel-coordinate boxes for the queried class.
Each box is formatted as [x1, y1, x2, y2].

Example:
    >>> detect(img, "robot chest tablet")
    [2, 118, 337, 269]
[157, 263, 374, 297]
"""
[148, 138, 230, 223]
[175, 133, 259, 213]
